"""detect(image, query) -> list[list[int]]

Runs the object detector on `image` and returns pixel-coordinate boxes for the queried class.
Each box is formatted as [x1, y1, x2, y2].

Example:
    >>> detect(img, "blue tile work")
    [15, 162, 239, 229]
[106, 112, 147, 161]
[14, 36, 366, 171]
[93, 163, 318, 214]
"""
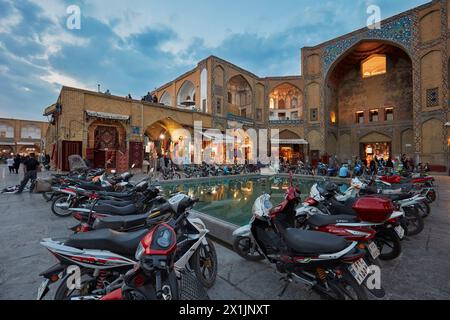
[322, 15, 413, 74]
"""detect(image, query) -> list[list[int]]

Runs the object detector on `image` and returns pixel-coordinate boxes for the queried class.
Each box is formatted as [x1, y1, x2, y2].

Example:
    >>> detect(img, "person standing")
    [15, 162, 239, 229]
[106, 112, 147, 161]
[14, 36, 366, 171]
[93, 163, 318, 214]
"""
[16, 154, 40, 194]
[13, 154, 21, 174]
[6, 156, 14, 173]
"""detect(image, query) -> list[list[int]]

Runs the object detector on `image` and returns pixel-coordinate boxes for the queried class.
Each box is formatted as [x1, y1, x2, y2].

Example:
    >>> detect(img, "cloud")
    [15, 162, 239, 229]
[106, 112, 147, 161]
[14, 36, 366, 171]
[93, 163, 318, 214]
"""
[0, 0, 430, 120]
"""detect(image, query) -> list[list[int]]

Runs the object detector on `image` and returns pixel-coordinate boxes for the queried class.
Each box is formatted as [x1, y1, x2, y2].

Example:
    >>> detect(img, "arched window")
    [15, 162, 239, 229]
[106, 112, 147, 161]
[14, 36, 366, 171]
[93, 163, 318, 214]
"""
[160, 91, 172, 106]
[21, 125, 41, 139]
[200, 68, 208, 113]
[361, 54, 387, 78]
[227, 75, 253, 118]
[177, 81, 196, 109]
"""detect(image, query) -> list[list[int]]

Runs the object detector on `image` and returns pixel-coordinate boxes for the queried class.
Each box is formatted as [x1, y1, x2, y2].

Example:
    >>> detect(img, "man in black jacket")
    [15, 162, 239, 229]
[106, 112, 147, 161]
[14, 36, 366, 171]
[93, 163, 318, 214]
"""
[17, 154, 40, 194]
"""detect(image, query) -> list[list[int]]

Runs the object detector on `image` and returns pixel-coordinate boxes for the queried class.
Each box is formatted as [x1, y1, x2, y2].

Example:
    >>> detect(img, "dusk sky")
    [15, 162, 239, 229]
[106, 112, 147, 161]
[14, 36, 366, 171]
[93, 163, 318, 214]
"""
[0, 0, 428, 120]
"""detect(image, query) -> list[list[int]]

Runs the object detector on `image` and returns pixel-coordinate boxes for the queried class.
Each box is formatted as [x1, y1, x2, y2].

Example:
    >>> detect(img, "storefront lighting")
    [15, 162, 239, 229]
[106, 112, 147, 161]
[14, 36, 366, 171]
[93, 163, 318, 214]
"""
[159, 134, 166, 140]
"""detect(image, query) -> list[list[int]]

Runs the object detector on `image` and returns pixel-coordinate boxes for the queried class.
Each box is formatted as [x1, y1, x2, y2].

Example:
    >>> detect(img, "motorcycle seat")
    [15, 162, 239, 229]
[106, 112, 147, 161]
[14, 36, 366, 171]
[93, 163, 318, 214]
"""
[284, 229, 350, 255]
[77, 182, 104, 191]
[94, 203, 174, 231]
[96, 199, 135, 207]
[65, 229, 148, 256]
[97, 191, 135, 199]
[94, 213, 149, 231]
[307, 215, 360, 227]
[93, 203, 138, 216]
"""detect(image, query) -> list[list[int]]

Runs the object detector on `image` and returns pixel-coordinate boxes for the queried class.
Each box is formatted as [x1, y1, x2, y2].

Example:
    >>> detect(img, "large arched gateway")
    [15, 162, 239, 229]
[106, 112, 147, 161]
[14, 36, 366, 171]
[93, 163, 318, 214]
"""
[324, 40, 413, 162]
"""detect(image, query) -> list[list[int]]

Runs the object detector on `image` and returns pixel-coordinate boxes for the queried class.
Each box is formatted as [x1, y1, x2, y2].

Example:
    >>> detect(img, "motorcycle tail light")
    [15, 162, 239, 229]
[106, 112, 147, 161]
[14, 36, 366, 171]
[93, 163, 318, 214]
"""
[305, 198, 317, 206]
[73, 213, 83, 221]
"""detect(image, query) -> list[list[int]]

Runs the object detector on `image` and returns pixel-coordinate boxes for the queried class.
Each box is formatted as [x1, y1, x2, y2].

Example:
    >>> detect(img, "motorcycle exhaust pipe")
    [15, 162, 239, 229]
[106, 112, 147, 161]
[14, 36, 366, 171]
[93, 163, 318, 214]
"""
[55, 203, 70, 210]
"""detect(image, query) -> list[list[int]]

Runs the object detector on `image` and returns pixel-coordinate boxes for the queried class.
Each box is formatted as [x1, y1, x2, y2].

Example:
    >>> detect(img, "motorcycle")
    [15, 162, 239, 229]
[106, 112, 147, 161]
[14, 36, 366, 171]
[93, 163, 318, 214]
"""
[233, 187, 370, 300]
[51, 179, 151, 218]
[303, 182, 406, 261]
[37, 194, 217, 300]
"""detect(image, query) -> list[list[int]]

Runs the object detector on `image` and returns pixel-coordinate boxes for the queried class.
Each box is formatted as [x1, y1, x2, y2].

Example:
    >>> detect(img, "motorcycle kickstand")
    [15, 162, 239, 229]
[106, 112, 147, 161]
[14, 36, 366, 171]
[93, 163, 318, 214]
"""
[278, 276, 293, 298]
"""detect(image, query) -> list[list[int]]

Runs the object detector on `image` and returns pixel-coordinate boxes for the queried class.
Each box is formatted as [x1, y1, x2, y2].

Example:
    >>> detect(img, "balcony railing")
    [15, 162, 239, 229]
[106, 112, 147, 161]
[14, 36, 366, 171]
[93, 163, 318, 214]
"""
[269, 107, 302, 123]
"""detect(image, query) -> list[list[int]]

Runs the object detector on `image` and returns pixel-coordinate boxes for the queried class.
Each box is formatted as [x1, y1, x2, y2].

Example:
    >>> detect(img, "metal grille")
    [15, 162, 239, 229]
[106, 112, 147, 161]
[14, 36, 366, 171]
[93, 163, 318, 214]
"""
[179, 270, 210, 301]
[426, 88, 439, 108]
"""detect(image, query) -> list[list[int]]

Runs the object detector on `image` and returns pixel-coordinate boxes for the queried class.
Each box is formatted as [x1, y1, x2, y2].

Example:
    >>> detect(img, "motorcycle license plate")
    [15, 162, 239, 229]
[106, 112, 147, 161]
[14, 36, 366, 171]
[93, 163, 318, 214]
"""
[348, 258, 369, 285]
[36, 279, 50, 300]
[367, 242, 380, 260]
[395, 226, 405, 239]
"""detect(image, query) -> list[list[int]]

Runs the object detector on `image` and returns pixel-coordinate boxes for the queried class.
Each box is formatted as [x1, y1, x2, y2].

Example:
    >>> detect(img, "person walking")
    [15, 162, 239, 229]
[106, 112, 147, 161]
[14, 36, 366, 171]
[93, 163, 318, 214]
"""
[6, 156, 14, 173]
[16, 154, 40, 194]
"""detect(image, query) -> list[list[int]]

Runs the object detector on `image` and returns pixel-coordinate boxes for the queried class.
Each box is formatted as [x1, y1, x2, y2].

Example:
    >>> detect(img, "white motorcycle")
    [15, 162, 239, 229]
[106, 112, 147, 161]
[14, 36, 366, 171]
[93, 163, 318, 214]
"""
[37, 194, 217, 300]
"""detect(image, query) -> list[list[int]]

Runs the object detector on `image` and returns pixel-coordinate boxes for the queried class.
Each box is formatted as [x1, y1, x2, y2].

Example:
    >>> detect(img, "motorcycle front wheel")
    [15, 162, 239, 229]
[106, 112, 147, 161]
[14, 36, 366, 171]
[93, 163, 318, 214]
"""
[51, 195, 74, 217]
[190, 238, 218, 289]
[403, 207, 424, 236]
[417, 201, 431, 218]
[233, 236, 265, 262]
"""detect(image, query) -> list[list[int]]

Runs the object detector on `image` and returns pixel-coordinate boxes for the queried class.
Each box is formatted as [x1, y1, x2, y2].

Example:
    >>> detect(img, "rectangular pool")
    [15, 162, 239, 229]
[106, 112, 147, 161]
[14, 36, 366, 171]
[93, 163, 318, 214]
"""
[162, 176, 334, 226]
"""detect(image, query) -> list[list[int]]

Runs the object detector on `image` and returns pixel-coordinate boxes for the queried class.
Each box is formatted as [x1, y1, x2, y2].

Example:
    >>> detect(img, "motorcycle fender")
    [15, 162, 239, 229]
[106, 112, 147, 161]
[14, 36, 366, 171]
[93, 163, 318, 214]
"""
[233, 225, 252, 238]
[39, 263, 65, 281]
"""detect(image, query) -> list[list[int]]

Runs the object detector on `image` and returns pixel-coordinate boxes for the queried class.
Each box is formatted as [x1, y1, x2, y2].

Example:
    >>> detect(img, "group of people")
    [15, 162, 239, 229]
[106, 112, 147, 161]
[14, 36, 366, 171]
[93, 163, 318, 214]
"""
[6, 154, 22, 174]
[5, 153, 42, 194]
[357, 154, 430, 175]
[142, 92, 158, 103]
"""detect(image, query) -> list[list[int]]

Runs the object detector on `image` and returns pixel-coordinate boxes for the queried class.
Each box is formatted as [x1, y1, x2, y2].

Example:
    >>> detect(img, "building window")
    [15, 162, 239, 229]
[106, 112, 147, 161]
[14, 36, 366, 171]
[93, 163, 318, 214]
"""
[310, 108, 318, 122]
[362, 54, 387, 78]
[330, 111, 336, 124]
[426, 88, 439, 108]
[356, 111, 364, 124]
[216, 98, 222, 115]
[370, 109, 379, 122]
[21, 125, 41, 139]
[0, 124, 14, 138]
[256, 109, 262, 121]
[291, 111, 299, 119]
[227, 92, 232, 104]
[385, 108, 394, 121]
[270, 112, 274, 118]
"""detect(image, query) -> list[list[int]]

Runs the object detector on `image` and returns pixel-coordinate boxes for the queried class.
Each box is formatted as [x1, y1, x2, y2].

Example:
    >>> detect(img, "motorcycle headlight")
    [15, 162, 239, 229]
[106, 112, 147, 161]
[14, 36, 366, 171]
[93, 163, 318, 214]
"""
[156, 229, 173, 249]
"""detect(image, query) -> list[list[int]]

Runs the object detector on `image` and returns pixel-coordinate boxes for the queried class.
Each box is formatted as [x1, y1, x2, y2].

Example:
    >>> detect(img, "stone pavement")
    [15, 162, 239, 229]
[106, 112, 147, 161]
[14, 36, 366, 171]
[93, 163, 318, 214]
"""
[0, 165, 449, 300]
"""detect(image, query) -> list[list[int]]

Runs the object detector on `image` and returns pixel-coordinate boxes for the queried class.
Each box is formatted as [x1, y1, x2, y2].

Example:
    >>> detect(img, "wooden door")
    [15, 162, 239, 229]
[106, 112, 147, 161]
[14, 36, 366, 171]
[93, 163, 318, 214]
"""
[129, 142, 143, 169]
[62, 141, 82, 172]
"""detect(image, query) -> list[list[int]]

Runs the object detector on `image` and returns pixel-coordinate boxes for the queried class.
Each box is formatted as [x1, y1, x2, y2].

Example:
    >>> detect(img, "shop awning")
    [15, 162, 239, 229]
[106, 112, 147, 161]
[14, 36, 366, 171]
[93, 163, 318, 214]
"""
[43, 103, 57, 116]
[272, 139, 309, 145]
[0, 142, 15, 146]
[201, 131, 235, 142]
[17, 142, 39, 146]
[86, 110, 130, 121]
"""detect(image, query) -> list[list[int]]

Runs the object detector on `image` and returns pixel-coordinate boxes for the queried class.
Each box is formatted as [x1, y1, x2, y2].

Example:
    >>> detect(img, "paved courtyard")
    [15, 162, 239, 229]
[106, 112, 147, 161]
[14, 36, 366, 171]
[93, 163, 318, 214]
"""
[0, 165, 449, 300]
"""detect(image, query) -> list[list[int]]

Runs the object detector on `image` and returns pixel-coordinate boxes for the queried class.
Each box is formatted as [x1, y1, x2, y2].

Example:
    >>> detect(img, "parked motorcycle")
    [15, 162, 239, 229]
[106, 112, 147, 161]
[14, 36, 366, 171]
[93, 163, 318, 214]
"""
[233, 187, 370, 300]
[37, 194, 217, 300]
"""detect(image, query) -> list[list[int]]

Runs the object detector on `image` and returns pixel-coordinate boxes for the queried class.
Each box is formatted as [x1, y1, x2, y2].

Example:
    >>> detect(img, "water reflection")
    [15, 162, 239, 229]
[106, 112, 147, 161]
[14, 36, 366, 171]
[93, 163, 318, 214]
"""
[163, 177, 328, 226]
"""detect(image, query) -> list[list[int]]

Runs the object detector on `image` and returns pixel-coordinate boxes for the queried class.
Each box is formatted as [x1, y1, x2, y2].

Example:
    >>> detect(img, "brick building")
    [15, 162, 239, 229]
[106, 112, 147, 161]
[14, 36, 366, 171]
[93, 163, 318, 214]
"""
[0, 118, 47, 159]
[44, 0, 450, 172]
